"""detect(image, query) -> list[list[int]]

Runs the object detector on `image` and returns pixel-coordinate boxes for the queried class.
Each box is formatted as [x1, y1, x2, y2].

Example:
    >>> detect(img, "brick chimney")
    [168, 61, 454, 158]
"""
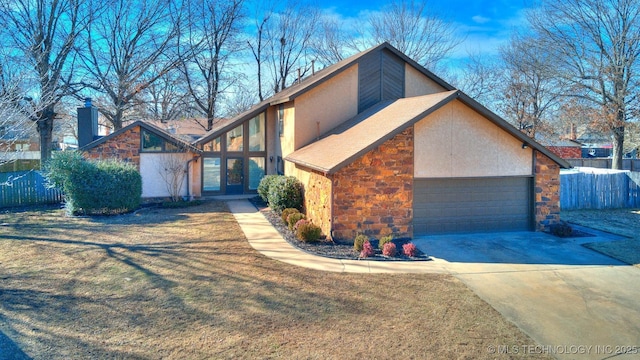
[77, 98, 99, 147]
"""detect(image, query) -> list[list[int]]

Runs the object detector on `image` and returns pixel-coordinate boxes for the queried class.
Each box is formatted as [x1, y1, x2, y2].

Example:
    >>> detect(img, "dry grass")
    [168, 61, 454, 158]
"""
[562, 208, 640, 267]
[0, 202, 550, 359]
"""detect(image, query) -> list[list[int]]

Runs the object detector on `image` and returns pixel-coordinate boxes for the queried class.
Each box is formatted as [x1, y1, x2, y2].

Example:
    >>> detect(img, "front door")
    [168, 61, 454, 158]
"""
[226, 158, 244, 194]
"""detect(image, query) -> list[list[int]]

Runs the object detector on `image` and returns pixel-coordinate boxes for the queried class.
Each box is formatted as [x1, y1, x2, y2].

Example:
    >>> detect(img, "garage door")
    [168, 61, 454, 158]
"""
[414, 177, 533, 235]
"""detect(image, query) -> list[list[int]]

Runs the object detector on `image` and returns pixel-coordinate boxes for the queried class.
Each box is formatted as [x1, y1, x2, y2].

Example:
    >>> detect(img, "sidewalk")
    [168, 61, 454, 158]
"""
[227, 199, 448, 274]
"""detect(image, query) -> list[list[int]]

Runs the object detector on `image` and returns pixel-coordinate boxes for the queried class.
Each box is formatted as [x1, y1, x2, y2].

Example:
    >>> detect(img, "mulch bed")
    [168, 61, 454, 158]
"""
[250, 197, 429, 261]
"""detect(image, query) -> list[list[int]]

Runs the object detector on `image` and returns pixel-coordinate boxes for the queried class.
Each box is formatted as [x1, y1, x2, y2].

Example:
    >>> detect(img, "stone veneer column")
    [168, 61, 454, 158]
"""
[303, 170, 333, 238]
[84, 127, 141, 169]
[534, 151, 561, 231]
[330, 127, 414, 241]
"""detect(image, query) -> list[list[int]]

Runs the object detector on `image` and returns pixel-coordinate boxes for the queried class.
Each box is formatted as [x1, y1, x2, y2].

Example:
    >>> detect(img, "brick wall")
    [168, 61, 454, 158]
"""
[330, 127, 414, 241]
[84, 126, 141, 168]
[534, 151, 561, 231]
[548, 146, 581, 159]
[301, 169, 333, 238]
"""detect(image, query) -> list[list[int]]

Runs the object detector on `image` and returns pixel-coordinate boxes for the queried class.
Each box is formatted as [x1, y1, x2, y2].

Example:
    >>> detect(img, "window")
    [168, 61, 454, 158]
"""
[249, 113, 265, 151]
[226, 125, 243, 152]
[249, 157, 265, 190]
[203, 137, 221, 152]
[203, 157, 221, 191]
[141, 129, 163, 151]
[278, 105, 284, 137]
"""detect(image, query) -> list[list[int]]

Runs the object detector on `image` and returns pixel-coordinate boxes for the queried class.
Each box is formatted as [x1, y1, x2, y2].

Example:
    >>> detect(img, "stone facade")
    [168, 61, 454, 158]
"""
[84, 127, 141, 168]
[330, 127, 414, 240]
[534, 151, 561, 231]
[301, 169, 333, 237]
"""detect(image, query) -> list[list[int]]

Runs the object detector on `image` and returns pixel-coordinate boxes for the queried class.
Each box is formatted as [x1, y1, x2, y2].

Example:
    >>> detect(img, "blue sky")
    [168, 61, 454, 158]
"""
[317, 0, 532, 61]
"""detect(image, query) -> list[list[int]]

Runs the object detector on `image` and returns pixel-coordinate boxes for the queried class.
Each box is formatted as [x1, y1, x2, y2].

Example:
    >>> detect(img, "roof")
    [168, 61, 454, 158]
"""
[286, 91, 571, 174]
[80, 120, 201, 153]
[195, 42, 455, 144]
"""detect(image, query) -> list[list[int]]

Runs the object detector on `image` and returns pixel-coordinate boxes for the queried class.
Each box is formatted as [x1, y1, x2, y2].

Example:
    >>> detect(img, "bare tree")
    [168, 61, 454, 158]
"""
[180, 0, 245, 131]
[75, 0, 183, 130]
[311, 14, 353, 67]
[133, 66, 193, 122]
[352, 0, 462, 69]
[157, 152, 188, 202]
[499, 34, 563, 139]
[0, 0, 88, 162]
[528, 0, 640, 168]
[0, 61, 38, 170]
[266, 1, 320, 93]
[453, 53, 503, 112]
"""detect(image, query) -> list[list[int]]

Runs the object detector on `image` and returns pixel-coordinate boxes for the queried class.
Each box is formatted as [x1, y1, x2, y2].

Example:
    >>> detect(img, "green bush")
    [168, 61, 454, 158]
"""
[44, 151, 142, 215]
[267, 176, 303, 212]
[296, 222, 322, 243]
[257, 174, 279, 203]
[281, 208, 300, 224]
[378, 235, 393, 250]
[287, 212, 306, 230]
[353, 234, 369, 252]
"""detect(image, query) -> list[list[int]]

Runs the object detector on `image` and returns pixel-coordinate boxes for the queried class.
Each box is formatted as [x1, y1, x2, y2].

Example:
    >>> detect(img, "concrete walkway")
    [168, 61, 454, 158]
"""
[228, 199, 640, 360]
[228, 199, 448, 274]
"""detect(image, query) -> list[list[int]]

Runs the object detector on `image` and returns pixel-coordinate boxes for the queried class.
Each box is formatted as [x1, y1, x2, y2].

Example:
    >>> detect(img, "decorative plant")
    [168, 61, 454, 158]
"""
[297, 222, 322, 243]
[267, 176, 304, 212]
[287, 212, 306, 230]
[378, 235, 393, 250]
[360, 241, 375, 258]
[382, 242, 397, 257]
[353, 234, 369, 252]
[402, 242, 418, 257]
[294, 218, 308, 231]
[281, 208, 300, 224]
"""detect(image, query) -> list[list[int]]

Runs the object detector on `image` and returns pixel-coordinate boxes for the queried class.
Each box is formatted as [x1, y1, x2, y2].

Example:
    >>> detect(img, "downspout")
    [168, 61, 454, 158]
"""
[185, 155, 201, 200]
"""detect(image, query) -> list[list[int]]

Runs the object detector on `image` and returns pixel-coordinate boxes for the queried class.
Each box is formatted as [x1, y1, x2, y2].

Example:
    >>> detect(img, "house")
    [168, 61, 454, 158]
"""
[80, 42, 571, 239]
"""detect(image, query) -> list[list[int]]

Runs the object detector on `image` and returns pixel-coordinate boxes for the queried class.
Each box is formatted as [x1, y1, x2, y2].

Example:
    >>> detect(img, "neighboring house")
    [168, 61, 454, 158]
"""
[80, 42, 571, 239]
[535, 132, 583, 159]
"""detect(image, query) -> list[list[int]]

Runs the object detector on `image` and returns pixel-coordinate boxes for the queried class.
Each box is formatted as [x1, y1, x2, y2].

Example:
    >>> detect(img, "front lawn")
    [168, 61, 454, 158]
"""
[562, 208, 640, 267]
[0, 202, 549, 359]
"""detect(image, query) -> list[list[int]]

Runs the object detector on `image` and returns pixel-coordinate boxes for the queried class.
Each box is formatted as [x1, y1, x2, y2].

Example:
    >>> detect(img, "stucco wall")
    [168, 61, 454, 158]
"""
[404, 64, 447, 97]
[293, 65, 359, 150]
[140, 153, 191, 198]
[414, 100, 533, 178]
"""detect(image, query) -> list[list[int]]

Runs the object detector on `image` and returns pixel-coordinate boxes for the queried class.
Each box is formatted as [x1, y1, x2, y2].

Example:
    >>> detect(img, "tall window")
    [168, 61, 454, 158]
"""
[203, 137, 221, 152]
[226, 125, 243, 151]
[278, 105, 284, 137]
[249, 113, 265, 151]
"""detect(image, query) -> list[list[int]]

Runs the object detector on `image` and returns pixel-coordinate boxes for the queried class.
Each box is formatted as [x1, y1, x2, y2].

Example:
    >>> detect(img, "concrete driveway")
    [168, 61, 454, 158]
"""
[413, 228, 640, 360]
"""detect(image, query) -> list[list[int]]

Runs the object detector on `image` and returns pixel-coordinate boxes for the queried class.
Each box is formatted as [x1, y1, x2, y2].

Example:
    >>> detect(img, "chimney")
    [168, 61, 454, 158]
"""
[77, 97, 99, 148]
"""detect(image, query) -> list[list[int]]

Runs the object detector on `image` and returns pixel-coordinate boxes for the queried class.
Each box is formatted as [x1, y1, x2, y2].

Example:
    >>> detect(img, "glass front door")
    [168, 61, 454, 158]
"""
[226, 158, 244, 194]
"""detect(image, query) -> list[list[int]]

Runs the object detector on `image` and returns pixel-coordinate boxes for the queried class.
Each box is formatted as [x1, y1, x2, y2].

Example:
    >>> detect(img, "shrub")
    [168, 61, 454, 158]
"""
[281, 208, 300, 224]
[297, 222, 322, 243]
[378, 235, 393, 250]
[44, 151, 142, 215]
[402, 242, 418, 257]
[550, 221, 573, 237]
[287, 212, 306, 230]
[257, 174, 279, 203]
[382, 242, 397, 257]
[353, 234, 369, 252]
[267, 176, 304, 212]
[360, 241, 375, 258]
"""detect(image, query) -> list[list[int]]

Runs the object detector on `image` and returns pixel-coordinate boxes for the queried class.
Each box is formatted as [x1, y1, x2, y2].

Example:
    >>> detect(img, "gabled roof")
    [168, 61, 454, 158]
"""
[286, 91, 571, 174]
[80, 120, 201, 153]
[194, 42, 455, 144]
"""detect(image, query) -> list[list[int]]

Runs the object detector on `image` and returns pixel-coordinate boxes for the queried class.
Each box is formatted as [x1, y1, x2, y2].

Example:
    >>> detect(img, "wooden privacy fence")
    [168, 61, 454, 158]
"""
[566, 158, 640, 171]
[560, 171, 640, 210]
[0, 171, 64, 208]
